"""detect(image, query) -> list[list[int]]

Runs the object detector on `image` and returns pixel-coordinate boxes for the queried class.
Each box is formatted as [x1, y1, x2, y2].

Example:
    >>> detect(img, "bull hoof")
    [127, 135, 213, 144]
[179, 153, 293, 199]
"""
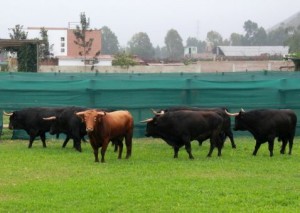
[232, 145, 237, 149]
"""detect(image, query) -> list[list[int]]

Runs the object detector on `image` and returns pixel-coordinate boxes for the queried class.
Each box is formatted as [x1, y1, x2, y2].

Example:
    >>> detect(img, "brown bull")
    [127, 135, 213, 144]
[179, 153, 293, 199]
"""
[76, 109, 134, 163]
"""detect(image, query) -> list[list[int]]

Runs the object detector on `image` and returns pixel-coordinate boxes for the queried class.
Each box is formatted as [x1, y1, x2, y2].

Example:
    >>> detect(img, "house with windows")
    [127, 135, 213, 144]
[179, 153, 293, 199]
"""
[27, 26, 112, 66]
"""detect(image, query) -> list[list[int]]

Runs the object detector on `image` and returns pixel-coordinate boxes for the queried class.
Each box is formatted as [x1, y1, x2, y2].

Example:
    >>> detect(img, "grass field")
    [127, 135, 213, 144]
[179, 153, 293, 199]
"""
[0, 129, 300, 212]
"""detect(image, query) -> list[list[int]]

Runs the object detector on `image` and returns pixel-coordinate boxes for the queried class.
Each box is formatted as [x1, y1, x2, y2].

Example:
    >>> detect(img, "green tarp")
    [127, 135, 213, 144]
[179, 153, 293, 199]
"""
[1, 70, 300, 138]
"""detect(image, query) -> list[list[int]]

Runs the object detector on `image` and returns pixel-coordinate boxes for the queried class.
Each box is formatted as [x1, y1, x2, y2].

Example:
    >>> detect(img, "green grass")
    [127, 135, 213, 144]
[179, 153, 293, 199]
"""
[0, 133, 299, 212]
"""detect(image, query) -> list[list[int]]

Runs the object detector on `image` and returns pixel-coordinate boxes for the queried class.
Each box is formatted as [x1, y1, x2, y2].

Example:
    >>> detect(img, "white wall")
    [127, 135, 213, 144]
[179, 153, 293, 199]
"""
[59, 58, 112, 66]
[27, 28, 68, 57]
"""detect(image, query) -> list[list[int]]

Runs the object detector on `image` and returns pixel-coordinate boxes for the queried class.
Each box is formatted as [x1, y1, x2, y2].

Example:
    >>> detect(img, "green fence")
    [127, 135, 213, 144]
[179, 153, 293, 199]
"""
[1, 70, 300, 138]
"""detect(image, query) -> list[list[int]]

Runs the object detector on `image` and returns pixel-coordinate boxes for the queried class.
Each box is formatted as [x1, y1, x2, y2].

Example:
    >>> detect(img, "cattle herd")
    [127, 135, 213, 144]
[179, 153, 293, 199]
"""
[2, 106, 297, 163]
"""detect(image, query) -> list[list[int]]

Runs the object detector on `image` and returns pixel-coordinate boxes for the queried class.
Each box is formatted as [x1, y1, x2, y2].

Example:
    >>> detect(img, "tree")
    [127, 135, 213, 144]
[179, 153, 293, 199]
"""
[243, 20, 260, 45]
[285, 26, 300, 53]
[253, 27, 268, 45]
[206, 31, 223, 48]
[9, 24, 28, 40]
[73, 12, 94, 71]
[18, 44, 37, 72]
[101, 26, 119, 54]
[128, 32, 155, 60]
[39, 27, 53, 59]
[186, 37, 206, 53]
[230, 33, 243, 46]
[8, 24, 37, 72]
[268, 25, 290, 46]
[154, 45, 162, 60]
[112, 52, 137, 69]
[164, 29, 184, 61]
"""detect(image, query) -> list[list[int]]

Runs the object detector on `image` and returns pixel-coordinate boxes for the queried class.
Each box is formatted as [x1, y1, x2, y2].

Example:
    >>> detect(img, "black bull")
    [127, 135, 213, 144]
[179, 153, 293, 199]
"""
[4, 107, 66, 148]
[226, 109, 297, 156]
[153, 106, 236, 148]
[43, 106, 88, 152]
[141, 110, 224, 158]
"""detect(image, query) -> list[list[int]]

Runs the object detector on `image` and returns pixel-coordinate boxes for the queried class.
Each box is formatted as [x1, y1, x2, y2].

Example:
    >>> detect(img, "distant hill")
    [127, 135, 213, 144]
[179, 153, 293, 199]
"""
[269, 11, 300, 31]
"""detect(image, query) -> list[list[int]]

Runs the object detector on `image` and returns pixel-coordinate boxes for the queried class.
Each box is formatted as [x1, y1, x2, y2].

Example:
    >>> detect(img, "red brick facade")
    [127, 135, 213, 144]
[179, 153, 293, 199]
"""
[67, 29, 101, 58]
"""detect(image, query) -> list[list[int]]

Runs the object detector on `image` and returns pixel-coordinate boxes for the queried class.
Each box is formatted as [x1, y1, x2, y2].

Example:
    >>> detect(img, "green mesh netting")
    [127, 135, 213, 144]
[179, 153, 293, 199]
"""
[1, 70, 300, 138]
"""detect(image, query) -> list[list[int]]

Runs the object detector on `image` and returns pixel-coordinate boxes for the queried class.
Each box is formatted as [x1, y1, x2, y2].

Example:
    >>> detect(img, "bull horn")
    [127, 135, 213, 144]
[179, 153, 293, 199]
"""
[76, 111, 85, 116]
[225, 109, 239, 117]
[43, 116, 57, 120]
[3, 111, 13, 116]
[241, 108, 245, 112]
[97, 111, 106, 116]
[151, 109, 164, 115]
[140, 118, 153, 123]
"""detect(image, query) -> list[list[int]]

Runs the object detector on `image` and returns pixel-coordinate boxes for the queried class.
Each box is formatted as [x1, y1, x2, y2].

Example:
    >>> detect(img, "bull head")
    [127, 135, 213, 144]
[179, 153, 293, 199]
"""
[3, 111, 13, 116]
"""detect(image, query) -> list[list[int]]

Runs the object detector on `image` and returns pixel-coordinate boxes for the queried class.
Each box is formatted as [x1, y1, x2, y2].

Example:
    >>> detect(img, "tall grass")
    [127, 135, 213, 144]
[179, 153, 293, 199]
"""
[0, 135, 299, 212]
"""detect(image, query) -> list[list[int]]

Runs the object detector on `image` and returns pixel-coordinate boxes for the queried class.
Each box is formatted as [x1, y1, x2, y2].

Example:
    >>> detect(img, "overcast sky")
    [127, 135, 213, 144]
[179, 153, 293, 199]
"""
[1, 0, 300, 47]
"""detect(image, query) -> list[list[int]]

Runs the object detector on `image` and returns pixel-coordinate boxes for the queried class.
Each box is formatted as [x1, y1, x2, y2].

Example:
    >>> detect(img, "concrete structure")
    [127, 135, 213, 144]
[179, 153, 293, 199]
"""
[184, 46, 197, 56]
[39, 60, 294, 73]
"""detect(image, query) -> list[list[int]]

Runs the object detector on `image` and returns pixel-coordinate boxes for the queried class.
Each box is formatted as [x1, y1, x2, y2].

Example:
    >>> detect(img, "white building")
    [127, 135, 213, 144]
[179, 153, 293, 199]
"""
[27, 27, 68, 57]
[27, 27, 111, 66]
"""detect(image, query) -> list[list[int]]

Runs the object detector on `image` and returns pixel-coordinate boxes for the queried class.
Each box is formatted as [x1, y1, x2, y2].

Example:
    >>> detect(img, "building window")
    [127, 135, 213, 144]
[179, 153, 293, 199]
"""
[61, 43, 65, 47]
[61, 48, 65, 53]
[61, 37, 65, 41]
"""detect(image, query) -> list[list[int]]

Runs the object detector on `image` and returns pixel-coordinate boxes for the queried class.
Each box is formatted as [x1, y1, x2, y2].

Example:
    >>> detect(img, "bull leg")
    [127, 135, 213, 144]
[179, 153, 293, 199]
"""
[118, 140, 123, 159]
[173, 146, 179, 158]
[28, 135, 35, 148]
[74, 138, 82, 152]
[268, 140, 274, 157]
[184, 142, 194, 159]
[100, 140, 110, 163]
[124, 134, 132, 159]
[252, 141, 261, 156]
[62, 136, 70, 148]
[40, 133, 47, 148]
[288, 138, 293, 155]
[207, 138, 215, 157]
[217, 137, 223, 157]
[227, 131, 236, 149]
[198, 140, 203, 146]
[111, 140, 119, 152]
[114, 143, 118, 152]
[94, 148, 99, 162]
[280, 139, 288, 154]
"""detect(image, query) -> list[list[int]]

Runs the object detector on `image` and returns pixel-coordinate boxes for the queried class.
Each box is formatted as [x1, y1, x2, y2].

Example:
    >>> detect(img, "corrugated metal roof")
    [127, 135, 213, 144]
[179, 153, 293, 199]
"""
[217, 46, 289, 57]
